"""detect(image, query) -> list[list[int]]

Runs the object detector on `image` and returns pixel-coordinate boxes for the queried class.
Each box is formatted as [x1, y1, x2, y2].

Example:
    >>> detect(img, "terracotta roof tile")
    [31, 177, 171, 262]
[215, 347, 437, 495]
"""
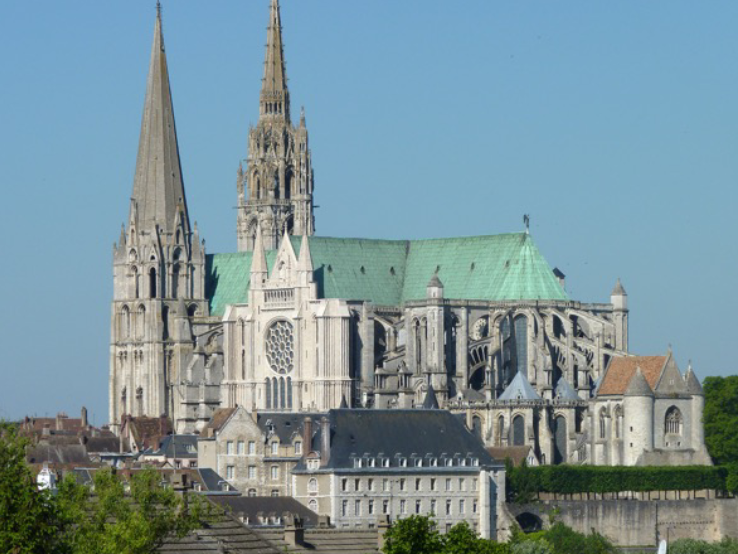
[598, 356, 665, 396]
[203, 408, 237, 434]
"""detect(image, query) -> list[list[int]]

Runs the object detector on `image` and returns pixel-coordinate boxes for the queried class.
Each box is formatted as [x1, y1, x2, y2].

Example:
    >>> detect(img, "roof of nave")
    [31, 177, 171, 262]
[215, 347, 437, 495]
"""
[597, 355, 666, 396]
[498, 371, 542, 401]
[205, 233, 568, 316]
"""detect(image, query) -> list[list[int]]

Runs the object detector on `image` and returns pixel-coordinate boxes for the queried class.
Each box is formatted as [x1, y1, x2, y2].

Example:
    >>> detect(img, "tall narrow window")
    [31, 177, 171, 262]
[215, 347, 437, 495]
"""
[121, 306, 131, 339]
[599, 409, 607, 439]
[512, 415, 525, 446]
[514, 315, 528, 377]
[266, 379, 272, 409]
[172, 264, 180, 298]
[287, 377, 293, 409]
[280, 378, 286, 410]
[149, 268, 157, 298]
[272, 378, 279, 409]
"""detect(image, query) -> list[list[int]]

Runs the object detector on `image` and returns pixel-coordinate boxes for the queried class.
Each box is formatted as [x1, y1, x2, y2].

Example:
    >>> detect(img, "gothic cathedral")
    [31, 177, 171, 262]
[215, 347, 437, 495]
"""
[110, 1, 709, 467]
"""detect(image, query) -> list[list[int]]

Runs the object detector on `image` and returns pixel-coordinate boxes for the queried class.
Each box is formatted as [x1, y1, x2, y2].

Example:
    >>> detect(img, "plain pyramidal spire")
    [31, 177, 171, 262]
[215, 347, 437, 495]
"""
[260, 0, 290, 121]
[129, 2, 189, 235]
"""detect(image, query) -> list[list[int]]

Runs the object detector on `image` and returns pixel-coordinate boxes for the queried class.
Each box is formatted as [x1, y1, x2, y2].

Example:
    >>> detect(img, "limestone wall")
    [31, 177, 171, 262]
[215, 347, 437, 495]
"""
[509, 498, 738, 546]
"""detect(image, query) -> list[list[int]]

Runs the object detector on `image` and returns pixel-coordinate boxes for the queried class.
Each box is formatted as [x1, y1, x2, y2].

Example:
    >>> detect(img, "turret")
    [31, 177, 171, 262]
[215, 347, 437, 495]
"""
[685, 363, 705, 448]
[610, 279, 629, 351]
[623, 367, 654, 465]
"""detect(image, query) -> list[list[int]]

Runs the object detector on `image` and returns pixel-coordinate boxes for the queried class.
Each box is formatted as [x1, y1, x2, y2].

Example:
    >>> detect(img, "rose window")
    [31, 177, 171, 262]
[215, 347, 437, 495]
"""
[265, 321, 295, 374]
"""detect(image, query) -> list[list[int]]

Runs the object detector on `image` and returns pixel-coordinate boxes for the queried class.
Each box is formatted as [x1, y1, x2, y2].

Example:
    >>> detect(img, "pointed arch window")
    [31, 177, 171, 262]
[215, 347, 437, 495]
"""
[497, 416, 505, 447]
[137, 305, 146, 339]
[266, 379, 272, 409]
[121, 306, 131, 339]
[279, 378, 286, 409]
[614, 406, 623, 439]
[287, 377, 293, 409]
[665, 407, 683, 435]
[599, 408, 607, 439]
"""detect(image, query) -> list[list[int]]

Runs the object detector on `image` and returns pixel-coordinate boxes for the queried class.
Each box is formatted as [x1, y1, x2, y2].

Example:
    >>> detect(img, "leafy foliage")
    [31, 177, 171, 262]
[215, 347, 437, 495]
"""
[506, 464, 729, 499]
[704, 376, 738, 465]
[0, 423, 204, 554]
[0, 423, 67, 554]
[382, 515, 510, 554]
[511, 541, 553, 554]
[58, 467, 204, 554]
[669, 537, 738, 554]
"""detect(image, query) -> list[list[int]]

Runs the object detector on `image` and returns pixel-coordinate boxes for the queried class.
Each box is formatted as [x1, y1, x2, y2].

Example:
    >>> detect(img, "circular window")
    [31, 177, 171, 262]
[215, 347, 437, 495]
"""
[265, 320, 295, 374]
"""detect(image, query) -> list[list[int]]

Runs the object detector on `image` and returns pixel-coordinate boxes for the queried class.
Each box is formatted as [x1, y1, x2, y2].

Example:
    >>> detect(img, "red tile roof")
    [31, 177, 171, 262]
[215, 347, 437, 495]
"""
[598, 356, 666, 396]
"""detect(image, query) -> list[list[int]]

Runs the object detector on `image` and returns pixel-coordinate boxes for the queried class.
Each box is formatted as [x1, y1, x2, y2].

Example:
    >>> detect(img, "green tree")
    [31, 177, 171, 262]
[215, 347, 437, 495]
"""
[0, 422, 203, 554]
[0, 423, 68, 554]
[58, 467, 203, 554]
[443, 521, 511, 554]
[704, 376, 738, 465]
[382, 515, 444, 554]
[382, 516, 511, 554]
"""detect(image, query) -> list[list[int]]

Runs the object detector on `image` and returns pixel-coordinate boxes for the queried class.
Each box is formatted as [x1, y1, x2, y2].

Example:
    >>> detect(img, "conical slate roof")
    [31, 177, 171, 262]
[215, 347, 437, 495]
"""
[611, 278, 627, 296]
[130, 5, 189, 235]
[498, 372, 541, 401]
[685, 366, 704, 395]
[624, 367, 654, 397]
[427, 273, 444, 288]
[554, 377, 580, 401]
[422, 385, 440, 410]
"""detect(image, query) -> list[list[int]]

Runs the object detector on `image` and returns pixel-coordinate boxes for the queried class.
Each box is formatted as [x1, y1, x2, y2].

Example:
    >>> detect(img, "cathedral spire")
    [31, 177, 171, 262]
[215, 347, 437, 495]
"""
[260, 0, 290, 122]
[130, 3, 189, 235]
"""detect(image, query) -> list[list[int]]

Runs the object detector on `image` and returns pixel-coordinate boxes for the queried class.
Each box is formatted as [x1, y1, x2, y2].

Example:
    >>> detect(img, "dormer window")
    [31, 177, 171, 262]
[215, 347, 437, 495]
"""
[382, 458, 390, 468]
[415, 458, 423, 468]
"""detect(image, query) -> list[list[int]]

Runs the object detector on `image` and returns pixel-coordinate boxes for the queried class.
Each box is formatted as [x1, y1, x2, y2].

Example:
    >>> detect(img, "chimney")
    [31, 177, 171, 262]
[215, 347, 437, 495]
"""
[56, 413, 65, 431]
[377, 515, 392, 550]
[159, 414, 168, 435]
[81, 407, 88, 429]
[283, 514, 305, 547]
[320, 417, 331, 467]
[302, 417, 313, 458]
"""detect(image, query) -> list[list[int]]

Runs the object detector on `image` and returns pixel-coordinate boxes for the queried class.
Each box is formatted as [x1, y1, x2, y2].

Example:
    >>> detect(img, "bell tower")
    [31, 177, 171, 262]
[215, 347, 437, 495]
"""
[237, 0, 315, 252]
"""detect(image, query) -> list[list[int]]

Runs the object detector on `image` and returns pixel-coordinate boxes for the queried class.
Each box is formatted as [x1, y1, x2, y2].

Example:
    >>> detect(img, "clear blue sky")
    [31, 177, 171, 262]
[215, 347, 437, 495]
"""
[0, 1, 736, 425]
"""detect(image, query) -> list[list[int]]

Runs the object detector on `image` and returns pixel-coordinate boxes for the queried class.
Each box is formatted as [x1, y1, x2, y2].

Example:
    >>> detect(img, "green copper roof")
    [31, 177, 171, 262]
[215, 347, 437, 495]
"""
[205, 233, 568, 317]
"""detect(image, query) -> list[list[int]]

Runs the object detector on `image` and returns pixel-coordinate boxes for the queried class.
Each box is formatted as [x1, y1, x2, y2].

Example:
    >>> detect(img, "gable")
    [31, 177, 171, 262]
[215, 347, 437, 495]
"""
[655, 354, 687, 394]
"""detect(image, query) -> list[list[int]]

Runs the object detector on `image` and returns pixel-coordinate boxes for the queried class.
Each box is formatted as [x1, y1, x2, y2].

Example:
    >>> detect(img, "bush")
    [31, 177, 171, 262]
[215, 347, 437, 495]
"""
[669, 537, 738, 554]
[511, 541, 553, 554]
[506, 464, 729, 499]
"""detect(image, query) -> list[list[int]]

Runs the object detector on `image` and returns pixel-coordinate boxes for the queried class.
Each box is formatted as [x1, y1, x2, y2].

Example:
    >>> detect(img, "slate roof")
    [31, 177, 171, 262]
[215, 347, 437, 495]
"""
[554, 377, 581, 401]
[422, 385, 440, 409]
[498, 371, 541, 401]
[151, 434, 199, 459]
[624, 368, 654, 397]
[206, 233, 567, 316]
[209, 496, 320, 527]
[256, 412, 324, 445]
[685, 367, 704, 395]
[298, 409, 497, 471]
[27, 443, 89, 465]
[258, 528, 380, 554]
[598, 356, 666, 396]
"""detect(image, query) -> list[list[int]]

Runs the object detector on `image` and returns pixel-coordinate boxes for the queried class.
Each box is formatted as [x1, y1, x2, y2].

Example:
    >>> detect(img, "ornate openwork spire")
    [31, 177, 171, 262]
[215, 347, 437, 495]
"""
[260, 0, 290, 122]
[129, 3, 189, 235]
